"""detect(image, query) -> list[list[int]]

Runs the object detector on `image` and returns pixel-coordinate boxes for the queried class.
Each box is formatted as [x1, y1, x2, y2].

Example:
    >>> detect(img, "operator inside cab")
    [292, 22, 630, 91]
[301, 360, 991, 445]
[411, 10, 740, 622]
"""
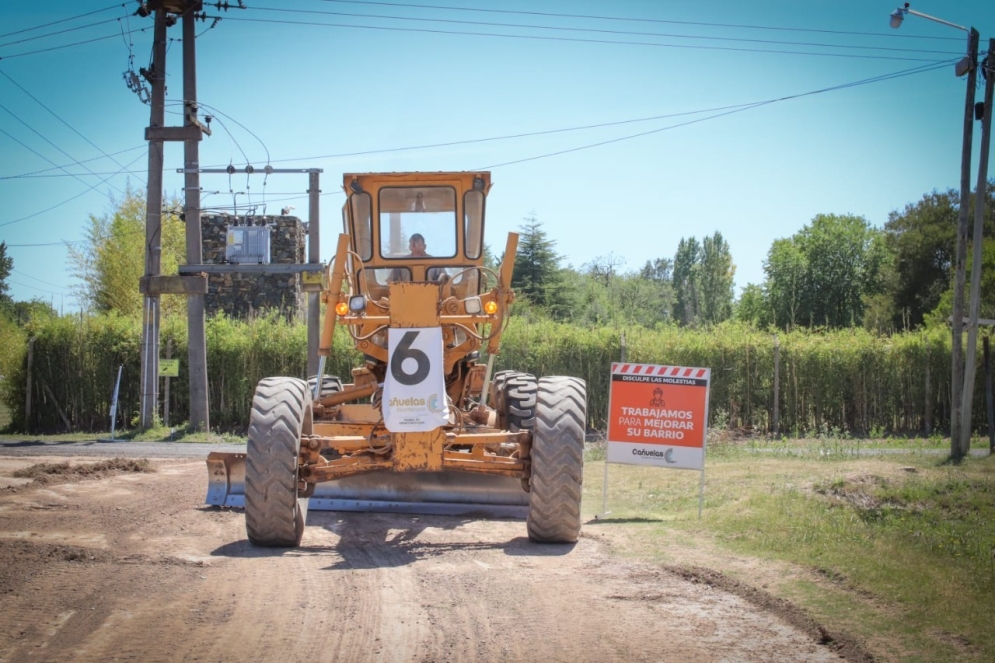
[389, 233, 446, 282]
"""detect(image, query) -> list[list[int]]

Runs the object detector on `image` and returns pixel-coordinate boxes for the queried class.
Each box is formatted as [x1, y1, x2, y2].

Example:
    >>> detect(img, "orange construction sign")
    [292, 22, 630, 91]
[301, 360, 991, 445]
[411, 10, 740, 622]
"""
[606, 362, 711, 470]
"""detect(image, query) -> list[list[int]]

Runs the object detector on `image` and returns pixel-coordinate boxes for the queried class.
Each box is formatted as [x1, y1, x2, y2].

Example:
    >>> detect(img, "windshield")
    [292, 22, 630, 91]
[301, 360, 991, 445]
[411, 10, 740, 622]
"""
[379, 186, 457, 259]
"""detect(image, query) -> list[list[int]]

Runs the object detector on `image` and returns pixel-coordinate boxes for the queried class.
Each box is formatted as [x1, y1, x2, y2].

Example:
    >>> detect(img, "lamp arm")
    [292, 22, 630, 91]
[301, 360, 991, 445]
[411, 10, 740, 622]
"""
[905, 8, 968, 33]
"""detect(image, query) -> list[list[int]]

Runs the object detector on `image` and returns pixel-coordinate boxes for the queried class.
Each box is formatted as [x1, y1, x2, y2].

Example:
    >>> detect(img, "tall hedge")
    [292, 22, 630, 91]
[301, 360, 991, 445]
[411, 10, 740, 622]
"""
[0, 314, 983, 436]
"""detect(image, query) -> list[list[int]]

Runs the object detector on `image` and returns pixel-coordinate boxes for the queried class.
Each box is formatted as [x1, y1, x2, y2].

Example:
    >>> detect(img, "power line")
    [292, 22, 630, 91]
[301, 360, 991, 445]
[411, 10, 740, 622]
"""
[196, 101, 272, 165]
[4, 170, 147, 179]
[319, 0, 966, 42]
[476, 58, 957, 170]
[0, 145, 145, 180]
[0, 69, 147, 187]
[0, 3, 123, 39]
[219, 15, 953, 62]
[11, 269, 66, 290]
[0, 29, 148, 61]
[0, 150, 146, 229]
[6, 278, 64, 296]
[248, 5, 963, 56]
[205, 58, 954, 170]
[0, 16, 123, 49]
[204, 100, 765, 168]
[0, 102, 127, 198]
[4, 240, 79, 248]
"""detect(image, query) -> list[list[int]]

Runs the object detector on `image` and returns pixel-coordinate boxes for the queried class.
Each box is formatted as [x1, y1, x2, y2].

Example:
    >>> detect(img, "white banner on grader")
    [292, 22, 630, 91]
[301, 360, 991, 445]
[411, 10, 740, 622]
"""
[383, 327, 449, 432]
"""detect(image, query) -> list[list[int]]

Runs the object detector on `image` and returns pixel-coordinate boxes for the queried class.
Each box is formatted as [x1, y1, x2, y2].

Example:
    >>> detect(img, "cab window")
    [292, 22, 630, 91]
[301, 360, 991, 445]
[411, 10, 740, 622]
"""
[379, 186, 457, 259]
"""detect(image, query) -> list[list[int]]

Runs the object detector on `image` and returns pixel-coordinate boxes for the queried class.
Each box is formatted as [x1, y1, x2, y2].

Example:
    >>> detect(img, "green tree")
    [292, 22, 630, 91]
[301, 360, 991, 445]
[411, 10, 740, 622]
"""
[735, 283, 771, 327]
[764, 238, 807, 329]
[799, 214, 887, 327]
[763, 214, 887, 329]
[699, 232, 735, 324]
[639, 257, 672, 284]
[67, 185, 185, 316]
[635, 257, 674, 325]
[0, 241, 12, 315]
[885, 189, 957, 329]
[672, 237, 700, 326]
[5, 299, 57, 327]
[512, 213, 564, 315]
[884, 182, 994, 329]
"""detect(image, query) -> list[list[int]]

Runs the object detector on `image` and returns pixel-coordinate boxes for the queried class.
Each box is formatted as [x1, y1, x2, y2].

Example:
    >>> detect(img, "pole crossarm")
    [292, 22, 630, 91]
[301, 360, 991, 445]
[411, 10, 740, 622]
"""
[176, 167, 322, 174]
[178, 264, 324, 275]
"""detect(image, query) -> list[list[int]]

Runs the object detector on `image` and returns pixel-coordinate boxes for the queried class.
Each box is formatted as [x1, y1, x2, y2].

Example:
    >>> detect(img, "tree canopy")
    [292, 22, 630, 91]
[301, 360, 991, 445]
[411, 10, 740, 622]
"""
[671, 232, 735, 327]
[67, 185, 185, 316]
[883, 182, 994, 329]
[746, 214, 886, 330]
[0, 241, 12, 315]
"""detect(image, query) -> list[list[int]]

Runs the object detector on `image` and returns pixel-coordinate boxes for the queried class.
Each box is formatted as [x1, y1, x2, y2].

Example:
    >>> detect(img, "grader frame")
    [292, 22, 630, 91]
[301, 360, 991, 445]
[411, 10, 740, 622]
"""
[206, 171, 586, 547]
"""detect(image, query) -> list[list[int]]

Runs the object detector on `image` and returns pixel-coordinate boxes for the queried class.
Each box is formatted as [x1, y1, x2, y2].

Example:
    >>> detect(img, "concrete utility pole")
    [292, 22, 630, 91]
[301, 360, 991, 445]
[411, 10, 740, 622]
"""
[959, 41, 995, 456]
[949, 28, 980, 460]
[139, 7, 168, 429]
[183, 3, 210, 432]
[307, 170, 321, 377]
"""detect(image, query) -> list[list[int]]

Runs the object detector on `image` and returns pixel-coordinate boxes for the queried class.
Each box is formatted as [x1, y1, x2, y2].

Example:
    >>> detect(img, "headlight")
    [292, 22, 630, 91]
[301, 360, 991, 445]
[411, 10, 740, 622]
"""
[464, 297, 482, 314]
[349, 294, 366, 313]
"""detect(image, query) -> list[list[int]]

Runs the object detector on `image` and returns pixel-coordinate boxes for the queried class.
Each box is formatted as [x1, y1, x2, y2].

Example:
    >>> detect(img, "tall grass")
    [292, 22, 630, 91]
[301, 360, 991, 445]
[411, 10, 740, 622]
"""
[498, 319, 959, 436]
[0, 313, 984, 436]
[1, 313, 359, 433]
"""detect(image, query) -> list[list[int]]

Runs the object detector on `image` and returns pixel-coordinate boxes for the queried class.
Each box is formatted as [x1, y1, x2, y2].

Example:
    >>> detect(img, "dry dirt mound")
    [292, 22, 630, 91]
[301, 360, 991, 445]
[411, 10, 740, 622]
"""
[11, 458, 154, 486]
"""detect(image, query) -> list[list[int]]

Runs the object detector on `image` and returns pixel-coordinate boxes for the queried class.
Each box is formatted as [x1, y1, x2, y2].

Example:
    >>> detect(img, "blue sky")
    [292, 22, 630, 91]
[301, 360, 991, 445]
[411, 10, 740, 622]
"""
[1, 1, 993, 312]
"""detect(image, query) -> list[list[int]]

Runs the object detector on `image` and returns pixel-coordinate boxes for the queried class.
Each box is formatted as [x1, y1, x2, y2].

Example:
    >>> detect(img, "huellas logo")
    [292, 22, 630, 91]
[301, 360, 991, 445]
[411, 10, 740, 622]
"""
[388, 397, 425, 407]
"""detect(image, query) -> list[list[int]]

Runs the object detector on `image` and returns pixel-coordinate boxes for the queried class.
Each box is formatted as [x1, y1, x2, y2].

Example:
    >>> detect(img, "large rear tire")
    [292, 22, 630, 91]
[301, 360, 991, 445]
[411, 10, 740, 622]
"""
[245, 377, 311, 547]
[492, 370, 536, 431]
[527, 376, 586, 543]
[307, 374, 343, 398]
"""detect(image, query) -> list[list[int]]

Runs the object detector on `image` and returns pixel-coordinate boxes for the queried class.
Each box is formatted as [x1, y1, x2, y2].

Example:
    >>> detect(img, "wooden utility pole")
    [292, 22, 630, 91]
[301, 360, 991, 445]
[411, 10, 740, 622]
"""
[959, 41, 994, 455]
[140, 7, 168, 429]
[950, 28, 980, 460]
[307, 171, 321, 377]
[183, 4, 210, 431]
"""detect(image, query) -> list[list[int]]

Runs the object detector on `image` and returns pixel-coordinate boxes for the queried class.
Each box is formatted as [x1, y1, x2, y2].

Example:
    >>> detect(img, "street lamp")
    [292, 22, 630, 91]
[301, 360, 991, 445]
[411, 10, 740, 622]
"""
[889, 4, 981, 459]
[889, 3, 974, 75]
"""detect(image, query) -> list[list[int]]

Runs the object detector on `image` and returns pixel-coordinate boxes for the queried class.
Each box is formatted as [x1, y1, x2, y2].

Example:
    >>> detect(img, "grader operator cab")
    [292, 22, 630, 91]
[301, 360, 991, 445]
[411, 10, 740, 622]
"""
[206, 171, 586, 546]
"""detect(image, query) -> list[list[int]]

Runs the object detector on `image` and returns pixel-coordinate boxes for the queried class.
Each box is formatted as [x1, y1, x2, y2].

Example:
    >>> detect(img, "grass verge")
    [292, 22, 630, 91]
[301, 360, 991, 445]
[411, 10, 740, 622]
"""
[583, 438, 995, 662]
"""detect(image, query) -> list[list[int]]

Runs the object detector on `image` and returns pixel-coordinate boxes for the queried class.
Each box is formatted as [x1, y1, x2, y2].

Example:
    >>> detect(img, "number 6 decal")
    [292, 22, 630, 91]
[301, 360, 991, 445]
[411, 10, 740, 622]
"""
[390, 331, 430, 386]
[383, 326, 447, 432]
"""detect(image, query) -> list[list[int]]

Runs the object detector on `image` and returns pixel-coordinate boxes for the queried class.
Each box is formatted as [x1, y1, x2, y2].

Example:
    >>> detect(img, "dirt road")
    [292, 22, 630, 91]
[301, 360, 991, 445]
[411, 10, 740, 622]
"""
[0, 448, 849, 662]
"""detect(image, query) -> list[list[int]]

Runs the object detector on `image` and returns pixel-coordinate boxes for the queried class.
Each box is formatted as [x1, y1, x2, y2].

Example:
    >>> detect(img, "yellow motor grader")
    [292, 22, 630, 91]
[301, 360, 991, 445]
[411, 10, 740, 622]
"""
[206, 171, 586, 546]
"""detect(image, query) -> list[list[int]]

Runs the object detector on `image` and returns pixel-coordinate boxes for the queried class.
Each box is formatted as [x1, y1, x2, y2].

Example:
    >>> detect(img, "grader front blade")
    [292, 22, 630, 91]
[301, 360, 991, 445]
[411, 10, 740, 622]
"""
[205, 451, 529, 518]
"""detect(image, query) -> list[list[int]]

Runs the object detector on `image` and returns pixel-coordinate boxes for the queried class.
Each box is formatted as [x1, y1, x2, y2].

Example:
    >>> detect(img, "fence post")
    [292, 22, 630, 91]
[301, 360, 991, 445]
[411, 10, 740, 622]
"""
[164, 339, 172, 428]
[772, 334, 780, 436]
[924, 361, 932, 436]
[984, 335, 993, 453]
[24, 336, 35, 433]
